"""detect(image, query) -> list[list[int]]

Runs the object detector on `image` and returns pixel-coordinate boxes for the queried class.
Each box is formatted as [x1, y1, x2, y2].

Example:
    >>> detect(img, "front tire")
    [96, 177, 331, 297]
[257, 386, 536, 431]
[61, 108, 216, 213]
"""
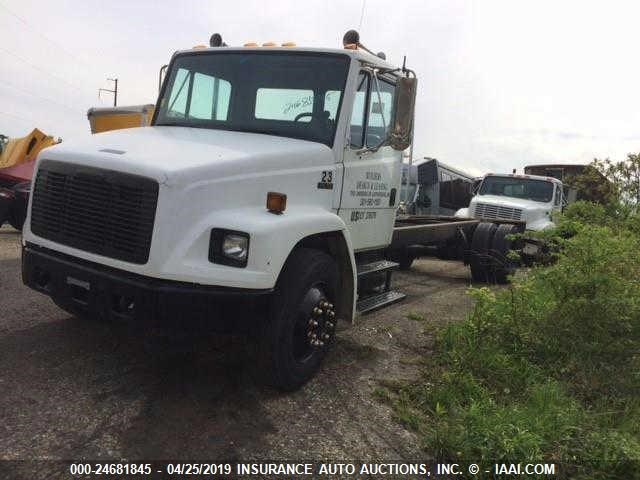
[260, 248, 338, 391]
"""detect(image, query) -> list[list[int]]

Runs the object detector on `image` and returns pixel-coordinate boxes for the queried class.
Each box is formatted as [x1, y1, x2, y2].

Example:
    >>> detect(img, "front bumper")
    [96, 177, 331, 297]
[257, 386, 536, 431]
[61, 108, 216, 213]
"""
[22, 244, 272, 333]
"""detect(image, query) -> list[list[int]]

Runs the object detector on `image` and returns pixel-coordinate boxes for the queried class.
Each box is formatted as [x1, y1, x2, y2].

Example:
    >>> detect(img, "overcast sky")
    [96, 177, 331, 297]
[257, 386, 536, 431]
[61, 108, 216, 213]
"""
[1, 0, 639, 175]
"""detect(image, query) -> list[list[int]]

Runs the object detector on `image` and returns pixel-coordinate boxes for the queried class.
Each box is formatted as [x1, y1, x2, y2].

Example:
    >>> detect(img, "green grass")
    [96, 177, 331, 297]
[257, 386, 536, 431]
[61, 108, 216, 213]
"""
[381, 204, 640, 479]
[407, 311, 425, 322]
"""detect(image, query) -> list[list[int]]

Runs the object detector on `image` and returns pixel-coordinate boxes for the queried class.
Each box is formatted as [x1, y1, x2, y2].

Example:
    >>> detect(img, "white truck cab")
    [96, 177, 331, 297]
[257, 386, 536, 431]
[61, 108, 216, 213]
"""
[455, 173, 564, 231]
[22, 31, 418, 390]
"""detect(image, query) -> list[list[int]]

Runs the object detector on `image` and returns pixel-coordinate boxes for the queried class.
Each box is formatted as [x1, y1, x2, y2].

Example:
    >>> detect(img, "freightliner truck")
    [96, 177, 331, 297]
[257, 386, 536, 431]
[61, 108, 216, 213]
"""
[22, 31, 524, 390]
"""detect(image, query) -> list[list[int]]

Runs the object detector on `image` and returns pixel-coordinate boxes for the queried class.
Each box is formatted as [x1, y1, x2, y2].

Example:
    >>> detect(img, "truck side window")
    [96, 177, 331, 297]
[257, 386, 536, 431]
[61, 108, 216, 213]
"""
[166, 68, 231, 121]
[167, 68, 190, 117]
[324, 91, 342, 120]
[554, 185, 562, 206]
[255, 88, 314, 122]
[190, 72, 231, 121]
[365, 78, 395, 147]
[349, 72, 369, 148]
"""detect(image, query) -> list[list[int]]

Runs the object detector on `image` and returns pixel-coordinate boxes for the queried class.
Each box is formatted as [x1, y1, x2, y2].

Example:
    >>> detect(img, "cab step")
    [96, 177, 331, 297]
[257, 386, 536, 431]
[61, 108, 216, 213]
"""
[357, 259, 400, 277]
[357, 290, 407, 314]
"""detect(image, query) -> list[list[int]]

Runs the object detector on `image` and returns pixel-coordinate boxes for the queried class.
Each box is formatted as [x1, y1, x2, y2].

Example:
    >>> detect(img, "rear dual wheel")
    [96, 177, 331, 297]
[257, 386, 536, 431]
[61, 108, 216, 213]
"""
[388, 247, 414, 270]
[491, 224, 520, 284]
[470, 222, 497, 283]
[470, 222, 520, 284]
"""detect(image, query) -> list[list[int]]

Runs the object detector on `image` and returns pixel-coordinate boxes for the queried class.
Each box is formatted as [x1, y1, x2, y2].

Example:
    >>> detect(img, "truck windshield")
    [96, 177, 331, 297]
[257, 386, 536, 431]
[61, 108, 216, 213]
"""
[154, 51, 350, 147]
[479, 176, 555, 203]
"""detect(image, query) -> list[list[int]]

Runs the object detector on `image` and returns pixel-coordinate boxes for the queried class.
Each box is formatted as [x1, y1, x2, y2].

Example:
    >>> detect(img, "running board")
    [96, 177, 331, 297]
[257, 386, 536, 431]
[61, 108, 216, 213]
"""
[357, 290, 406, 314]
[357, 259, 399, 277]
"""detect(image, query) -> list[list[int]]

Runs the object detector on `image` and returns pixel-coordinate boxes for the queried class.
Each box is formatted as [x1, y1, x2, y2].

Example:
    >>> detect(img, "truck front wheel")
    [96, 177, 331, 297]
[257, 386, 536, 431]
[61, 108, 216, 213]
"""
[260, 248, 338, 391]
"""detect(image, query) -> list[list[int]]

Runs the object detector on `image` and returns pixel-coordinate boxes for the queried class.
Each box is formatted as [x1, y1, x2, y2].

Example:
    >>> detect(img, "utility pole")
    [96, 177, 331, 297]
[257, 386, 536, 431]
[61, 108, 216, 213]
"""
[98, 78, 118, 107]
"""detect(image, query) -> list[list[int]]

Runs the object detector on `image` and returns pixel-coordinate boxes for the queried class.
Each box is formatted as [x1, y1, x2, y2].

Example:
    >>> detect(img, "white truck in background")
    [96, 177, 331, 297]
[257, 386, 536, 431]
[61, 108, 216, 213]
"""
[21, 31, 530, 390]
[455, 172, 564, 232]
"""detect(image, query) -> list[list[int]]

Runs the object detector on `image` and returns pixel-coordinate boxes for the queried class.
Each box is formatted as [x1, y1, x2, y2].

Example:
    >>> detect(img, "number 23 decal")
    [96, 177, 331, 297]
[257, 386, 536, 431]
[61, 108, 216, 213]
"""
[317, 171, 334, 190]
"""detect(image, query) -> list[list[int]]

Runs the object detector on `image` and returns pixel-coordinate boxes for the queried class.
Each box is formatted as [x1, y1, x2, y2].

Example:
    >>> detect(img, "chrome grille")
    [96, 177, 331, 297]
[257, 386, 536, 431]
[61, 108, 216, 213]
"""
[473, 202, 522, 221]
[31, 160, 158, 264]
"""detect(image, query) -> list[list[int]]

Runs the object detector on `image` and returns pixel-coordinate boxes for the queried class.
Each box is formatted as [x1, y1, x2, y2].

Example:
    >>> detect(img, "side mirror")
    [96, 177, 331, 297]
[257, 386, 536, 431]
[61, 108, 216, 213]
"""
[389, 77, 417, 151]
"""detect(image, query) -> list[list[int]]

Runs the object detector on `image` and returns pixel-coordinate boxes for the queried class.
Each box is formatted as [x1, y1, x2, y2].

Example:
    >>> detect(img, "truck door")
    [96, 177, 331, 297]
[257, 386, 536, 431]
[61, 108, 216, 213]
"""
[337, 71, 402, 251]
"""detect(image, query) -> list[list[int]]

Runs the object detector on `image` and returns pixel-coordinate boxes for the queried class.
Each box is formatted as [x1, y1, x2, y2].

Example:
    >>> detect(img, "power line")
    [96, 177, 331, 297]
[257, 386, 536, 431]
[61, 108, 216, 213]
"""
[0, 45, 90, 94]
[0, 110, 34, 124]
[0, 1, 99, 74]
[0, 78, 82, 113]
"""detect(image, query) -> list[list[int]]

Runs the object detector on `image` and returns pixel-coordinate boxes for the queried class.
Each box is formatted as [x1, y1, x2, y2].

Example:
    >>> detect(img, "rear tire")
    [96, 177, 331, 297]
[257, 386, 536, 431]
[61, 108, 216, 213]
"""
[259, 248, 338, 391]
[388, 247, 414, 270]
[491, 224, 520, 284]
[470, 222, 497, 283]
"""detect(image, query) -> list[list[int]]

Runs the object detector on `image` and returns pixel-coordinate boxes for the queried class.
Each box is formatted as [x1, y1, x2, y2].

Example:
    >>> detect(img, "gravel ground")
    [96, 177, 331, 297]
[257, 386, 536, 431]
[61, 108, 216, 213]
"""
[0, 224, 478, 478]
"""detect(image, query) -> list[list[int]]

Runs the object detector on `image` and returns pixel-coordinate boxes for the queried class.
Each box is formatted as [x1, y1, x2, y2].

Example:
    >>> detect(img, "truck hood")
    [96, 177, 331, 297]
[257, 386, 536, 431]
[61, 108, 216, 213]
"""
[37, 126, 333, 184]
[471, 195, 551, 211]
[471, 194, 556, 231]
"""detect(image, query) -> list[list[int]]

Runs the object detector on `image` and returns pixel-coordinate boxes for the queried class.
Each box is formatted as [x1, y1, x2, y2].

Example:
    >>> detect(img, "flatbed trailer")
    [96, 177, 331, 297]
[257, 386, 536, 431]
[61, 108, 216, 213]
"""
[392, 215, 479, 247]
[356, 215, 483, 314]
[384, 214, 527, 286]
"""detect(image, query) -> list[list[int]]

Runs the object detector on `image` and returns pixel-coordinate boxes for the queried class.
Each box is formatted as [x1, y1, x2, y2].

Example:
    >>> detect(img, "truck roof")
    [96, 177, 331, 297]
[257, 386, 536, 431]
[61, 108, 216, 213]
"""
[173, 46, 398, 70]
[484, 172, 563, 185]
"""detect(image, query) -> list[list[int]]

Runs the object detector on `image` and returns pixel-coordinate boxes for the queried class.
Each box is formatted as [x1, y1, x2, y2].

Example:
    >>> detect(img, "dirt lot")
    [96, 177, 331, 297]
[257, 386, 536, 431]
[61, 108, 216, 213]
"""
[0, 224, 477, 477]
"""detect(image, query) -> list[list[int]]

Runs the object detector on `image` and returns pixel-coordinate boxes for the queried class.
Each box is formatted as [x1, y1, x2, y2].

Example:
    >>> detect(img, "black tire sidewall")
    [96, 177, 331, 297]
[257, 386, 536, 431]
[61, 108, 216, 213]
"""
[263, 248, 338, 391]
[492, 224, 519, 283]
[470, 222, 497, 283]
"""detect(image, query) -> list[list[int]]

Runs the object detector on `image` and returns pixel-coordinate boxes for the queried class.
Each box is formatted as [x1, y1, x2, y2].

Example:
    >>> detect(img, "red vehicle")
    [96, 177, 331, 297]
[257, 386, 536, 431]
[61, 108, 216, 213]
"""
[0, 159, 34, 230]
[1, 110, 153, 230]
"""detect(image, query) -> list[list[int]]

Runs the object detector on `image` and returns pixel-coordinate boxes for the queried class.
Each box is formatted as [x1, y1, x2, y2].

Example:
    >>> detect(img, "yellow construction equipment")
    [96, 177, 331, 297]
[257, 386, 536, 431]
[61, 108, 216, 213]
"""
[87, 104, 155, 134]
[0, 128, 59, 169]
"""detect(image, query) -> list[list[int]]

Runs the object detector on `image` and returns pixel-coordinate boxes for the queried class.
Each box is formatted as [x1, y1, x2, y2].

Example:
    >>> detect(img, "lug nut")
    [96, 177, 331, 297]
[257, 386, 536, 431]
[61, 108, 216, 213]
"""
[326, 322, 334, 329]
[323, 333, 330, 340]
[328, 311, 335, 318]
[313, 307, 322, 315]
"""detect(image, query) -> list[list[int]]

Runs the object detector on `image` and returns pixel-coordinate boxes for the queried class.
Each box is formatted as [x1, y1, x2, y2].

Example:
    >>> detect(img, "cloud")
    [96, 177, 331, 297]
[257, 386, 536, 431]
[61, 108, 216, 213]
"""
[1, 0, 639, 174]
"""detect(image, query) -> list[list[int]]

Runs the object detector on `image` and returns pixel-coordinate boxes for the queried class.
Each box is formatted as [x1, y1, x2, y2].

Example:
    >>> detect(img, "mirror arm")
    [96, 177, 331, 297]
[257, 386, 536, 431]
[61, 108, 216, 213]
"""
[354, 137, 388, 156]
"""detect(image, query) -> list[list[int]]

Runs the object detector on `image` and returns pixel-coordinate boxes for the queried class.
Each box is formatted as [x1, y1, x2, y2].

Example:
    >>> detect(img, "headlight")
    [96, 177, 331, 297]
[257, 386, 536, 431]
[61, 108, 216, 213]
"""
[222, 234, 248, 261]
[209, 229, 250, 267]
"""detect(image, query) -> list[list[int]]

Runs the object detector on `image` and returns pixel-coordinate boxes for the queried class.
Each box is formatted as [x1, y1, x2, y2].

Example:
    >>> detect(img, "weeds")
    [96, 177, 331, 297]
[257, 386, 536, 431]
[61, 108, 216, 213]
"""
[383, 203, 640, 479]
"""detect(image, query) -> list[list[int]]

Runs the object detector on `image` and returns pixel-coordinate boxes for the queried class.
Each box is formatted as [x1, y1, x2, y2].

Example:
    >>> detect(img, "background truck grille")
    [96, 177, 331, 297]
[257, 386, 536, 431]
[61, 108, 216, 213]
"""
[31, 160, 158, 264]
[474, 202, 522, 221]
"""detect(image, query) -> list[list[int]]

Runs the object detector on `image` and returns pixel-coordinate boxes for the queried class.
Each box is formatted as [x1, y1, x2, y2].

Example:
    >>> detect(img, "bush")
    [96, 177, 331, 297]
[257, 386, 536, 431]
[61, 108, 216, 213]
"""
[382, 205, 640, 479]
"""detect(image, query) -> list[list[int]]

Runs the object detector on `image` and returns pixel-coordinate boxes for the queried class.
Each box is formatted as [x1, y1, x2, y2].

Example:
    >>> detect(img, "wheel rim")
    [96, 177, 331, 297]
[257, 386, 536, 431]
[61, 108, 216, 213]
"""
[291, 283, 336, 364]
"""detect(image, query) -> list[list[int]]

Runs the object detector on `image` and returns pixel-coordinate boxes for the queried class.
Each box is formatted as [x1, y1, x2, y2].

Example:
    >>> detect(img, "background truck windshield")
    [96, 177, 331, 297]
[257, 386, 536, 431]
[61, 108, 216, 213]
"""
[155, 51, 350, 147]
[479, 176, 555, 203]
